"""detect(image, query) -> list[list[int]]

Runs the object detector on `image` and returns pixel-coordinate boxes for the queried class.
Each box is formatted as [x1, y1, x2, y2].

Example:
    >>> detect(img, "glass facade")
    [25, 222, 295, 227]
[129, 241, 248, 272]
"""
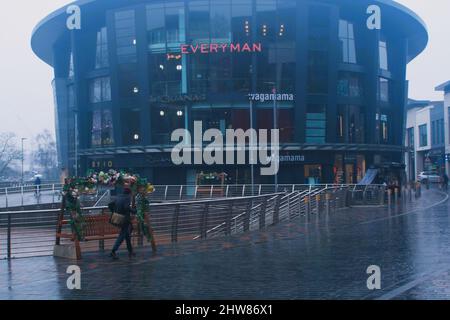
[306, 104, 326, 144]
[35, 0, 426, 183]
[95, 27, 109, 69]
[90, 109, 114, 147]
[338, 72, 363, 97]
[379, 40, 388, 71]
[339, 20, 356, 64]
[89, 77, 111, 103]
[379, 77, 389, 102]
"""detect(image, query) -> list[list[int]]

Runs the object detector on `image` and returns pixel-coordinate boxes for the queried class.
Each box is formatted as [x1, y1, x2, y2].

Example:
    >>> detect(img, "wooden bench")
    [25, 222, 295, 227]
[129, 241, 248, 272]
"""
[56, 208, 156, 260]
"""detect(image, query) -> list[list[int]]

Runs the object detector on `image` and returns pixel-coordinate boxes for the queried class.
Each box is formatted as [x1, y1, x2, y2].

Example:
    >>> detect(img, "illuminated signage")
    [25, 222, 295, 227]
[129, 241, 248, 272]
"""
[150, 94, 207, 104]
[181, 43, 262, 54]
[248, 93, 294, 102]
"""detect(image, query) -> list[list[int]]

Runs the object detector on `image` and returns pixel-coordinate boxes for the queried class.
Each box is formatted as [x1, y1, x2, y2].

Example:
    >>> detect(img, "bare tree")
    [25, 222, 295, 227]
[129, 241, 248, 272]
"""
[32, 130, 58, 181]
[0, 133, 21, 177]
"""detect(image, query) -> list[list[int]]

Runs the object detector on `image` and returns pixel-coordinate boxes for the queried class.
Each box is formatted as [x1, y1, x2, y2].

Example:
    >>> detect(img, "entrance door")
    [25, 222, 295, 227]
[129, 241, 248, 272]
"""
[305, 165, 322, 185]
[345, 164, 355, 184]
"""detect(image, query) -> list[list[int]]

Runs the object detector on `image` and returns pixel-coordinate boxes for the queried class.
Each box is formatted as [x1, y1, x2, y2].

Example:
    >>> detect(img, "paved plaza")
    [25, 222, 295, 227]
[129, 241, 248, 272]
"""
[1, 188, 449, 300]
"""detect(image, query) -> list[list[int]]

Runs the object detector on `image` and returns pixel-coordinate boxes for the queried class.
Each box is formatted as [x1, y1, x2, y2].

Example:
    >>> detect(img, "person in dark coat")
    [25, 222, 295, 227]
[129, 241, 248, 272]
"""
[443, 173, 449, 191]
[109, 188, 136, 259]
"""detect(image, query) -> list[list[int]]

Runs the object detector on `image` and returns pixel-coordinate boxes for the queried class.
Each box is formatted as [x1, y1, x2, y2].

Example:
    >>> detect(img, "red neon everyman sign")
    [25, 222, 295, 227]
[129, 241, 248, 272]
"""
[181, 43, 262, 54]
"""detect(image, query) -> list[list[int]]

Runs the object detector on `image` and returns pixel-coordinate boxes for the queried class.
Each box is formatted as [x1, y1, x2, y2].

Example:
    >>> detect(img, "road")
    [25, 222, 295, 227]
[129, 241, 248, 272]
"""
[0, 188, 449, 300]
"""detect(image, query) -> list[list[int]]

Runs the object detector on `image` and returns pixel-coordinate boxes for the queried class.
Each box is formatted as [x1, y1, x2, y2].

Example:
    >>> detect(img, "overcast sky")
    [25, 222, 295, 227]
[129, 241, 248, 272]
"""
[0, 0, 449, 143]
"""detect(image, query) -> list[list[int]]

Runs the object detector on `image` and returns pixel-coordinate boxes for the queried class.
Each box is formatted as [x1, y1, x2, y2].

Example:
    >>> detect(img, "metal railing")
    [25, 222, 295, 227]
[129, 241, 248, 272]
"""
[1, 183, 381, 209]
[0, 184, 389, 260]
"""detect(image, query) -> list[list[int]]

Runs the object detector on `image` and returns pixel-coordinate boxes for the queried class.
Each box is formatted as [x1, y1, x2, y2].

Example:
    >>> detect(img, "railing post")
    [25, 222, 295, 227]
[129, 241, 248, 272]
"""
[259, 197, 267, 229]
[195, 185, 198, 199]
[164, 186, 169, 201]
[201, 203, 210, 239]
[244, 200, 252, 232]
[378, 186, 384, 205]
[226, 185, 229, 198]
[316, 194, 322, 215]
[242, 185, 246, 197]
[52, 184, 55, 204]
[325, 193, 331, 216]
[210, 185, 214, 198]
[225, 201, 233, 236]
[99, 239, 105, 251]
[305, 195, 310, 220]
[171, 204, 180, 243]
[179, 185, 183, 200]
[5, 188, 8, 209]
[7, 210, 12, 260]
[21, 186, 24, 207]
[273, 195, 281, 224]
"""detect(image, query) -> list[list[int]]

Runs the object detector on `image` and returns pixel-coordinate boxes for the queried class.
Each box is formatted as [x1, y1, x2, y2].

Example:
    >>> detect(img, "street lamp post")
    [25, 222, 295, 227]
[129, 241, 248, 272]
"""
[72, 109, 79, 177]
[21, 138, 27, 185]
[272, 86, 278, 190]
[250, 99, 255, 195]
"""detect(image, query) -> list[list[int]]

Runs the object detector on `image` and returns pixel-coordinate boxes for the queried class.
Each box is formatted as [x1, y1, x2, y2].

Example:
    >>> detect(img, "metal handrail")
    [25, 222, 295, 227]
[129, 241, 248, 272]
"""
[0, 184, 390, 260]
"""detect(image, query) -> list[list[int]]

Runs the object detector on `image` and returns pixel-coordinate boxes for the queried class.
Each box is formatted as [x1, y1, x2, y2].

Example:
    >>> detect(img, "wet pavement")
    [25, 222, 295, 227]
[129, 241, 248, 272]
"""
[0, 188, 449, 300]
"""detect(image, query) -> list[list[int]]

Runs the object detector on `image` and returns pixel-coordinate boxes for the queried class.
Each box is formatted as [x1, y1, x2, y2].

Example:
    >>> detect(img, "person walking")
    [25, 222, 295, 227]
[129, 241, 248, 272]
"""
[109, 188, 136, 260]
[34, 175, 42, 196]
[443, 173, 449, 191]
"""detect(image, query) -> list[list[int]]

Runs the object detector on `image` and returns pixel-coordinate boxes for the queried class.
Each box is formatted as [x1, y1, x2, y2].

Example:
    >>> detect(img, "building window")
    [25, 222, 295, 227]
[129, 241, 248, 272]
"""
[188, 0, 210, 43]
[115, 10, 137, 64]
[379, 77, 389, 102]
[68, 53, 75, 79]
[339, 20, 356, 64]
[337, 72, 363, 97]
[90, 109, 114, 147]
[308, 50, 328, 94]
[381, 114, 388, 143]
[95, 27, 109, 69]
[419, 124, 428, 147]
[89, 77, 111, 103]
[118, 64, 139, 98]
[121, 109, 141, 145]
[152, 106, 186, 145]
[432, 120, 438, 145]
[407, 127, 414, 147]
[379, 40, 388, 70]
[306, 104, 326, 144]
[337, 105, 365, 144]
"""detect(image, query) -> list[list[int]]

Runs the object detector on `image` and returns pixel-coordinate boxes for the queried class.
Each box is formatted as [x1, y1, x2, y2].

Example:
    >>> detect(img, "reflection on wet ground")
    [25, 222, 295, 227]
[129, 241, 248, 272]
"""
[0, 188, 449, 300]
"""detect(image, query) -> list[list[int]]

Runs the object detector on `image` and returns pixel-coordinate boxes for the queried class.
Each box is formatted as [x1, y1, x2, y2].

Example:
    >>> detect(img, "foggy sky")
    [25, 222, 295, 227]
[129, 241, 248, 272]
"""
[0, 0, 449, 143]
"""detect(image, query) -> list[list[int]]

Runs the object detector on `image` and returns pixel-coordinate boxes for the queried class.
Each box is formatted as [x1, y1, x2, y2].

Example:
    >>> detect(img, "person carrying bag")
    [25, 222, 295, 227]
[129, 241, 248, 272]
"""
[108, 187, 137, 259]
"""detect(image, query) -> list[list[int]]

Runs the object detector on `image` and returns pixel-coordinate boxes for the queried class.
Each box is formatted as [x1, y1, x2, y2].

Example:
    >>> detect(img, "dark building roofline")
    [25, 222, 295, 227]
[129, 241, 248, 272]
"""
[31, 0, 428, 66]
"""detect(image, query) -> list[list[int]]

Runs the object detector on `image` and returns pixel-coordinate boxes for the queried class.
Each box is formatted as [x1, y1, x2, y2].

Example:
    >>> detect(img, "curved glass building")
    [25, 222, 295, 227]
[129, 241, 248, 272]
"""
[32, 0, 428, 185]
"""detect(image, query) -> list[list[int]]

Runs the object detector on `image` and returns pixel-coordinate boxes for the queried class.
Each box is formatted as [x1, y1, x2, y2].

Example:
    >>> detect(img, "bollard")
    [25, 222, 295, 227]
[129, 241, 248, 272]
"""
[379, 187, 385, 206]
[394, 188, 398, 203]
[316, 194, 321, 215]
[387, 189, 392, 206]
[305, 196, 310, 221]
[408, 187, 412, 201]
[7, 210, 12, 260]
[325, 193, 331, 216]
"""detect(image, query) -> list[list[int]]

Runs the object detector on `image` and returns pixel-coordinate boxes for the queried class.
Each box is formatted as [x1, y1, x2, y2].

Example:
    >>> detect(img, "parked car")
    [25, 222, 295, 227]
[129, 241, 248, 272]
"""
[417, 171, 441, 184]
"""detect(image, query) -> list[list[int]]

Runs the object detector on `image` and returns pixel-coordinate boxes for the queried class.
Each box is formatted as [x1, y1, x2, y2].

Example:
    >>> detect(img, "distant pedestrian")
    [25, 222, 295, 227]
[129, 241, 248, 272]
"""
[442, 174, 449, 191]
[34, 176, 42, 195]
[109, 187, 136, 260]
